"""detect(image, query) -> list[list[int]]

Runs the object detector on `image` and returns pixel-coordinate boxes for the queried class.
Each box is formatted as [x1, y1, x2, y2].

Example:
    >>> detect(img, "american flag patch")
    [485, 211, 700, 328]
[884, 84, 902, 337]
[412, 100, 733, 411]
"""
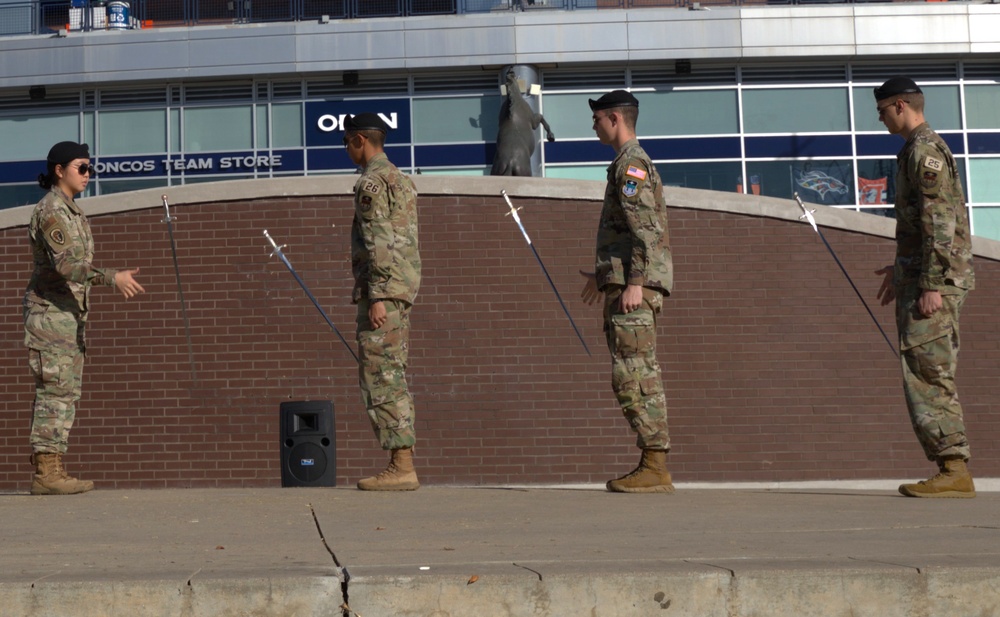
[626, 166, 647, 180]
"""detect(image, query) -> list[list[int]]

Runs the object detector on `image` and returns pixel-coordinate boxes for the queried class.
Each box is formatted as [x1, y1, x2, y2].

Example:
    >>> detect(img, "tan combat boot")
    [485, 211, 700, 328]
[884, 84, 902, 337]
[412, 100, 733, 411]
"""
[606, 449, 675, 494]
[357, 448, 420, 491]
[30, 452, 94, 496]
[899, 458, 976, 499]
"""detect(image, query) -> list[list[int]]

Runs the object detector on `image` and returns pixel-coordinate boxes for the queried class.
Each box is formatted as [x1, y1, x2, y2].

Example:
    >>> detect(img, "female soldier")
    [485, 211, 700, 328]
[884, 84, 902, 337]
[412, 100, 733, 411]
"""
[25, 141, 144, 495]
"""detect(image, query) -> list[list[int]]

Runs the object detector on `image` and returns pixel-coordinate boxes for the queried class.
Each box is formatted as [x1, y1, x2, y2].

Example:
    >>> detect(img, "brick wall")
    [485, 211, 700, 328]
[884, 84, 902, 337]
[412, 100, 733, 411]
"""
[0, 178, 996, 490]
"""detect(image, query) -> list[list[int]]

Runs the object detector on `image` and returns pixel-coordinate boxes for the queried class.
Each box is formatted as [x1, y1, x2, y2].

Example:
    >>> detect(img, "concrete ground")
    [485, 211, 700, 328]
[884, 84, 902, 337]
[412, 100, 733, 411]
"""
[1, 482, 999, 617]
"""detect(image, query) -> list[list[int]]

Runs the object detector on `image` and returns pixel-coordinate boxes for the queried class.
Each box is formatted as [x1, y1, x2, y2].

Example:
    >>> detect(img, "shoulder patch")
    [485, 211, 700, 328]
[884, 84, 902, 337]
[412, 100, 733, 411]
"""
[922, 156, 944, 172]
[622, 179, 639, 198]
[626, 165, 647, 181]
[361, 180, 382, 195]
[48, 227, 66, 246]
[359, 195, 373, 212]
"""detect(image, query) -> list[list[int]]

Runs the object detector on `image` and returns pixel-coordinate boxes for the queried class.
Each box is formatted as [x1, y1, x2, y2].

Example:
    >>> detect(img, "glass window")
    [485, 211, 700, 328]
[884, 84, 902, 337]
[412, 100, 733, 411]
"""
[541, 93, 598, 140]
[183, 106, 253, 152]
[0, 114, 78, 161]
[971, 206, 1000, 241]
[256, 104, 268, 148]
[412, 96, 500, 144]
[969, 158, 1000, 202]
[856, 159, 897, 205]
[965, 85, 1000, 130]
[0, 184, 46, 210]
[744, 159, 856, 205]
[98, 178, 170, 196]
[657, 161, 743, 192]
[854, 85, 961, 132]
[169, 109, 180, 152]
[636, 90, 738, 136]
[543, 165, 606, 181]
[743, 87, 850, 134]
[84, 112, 95, 147]
[272, 103, 303, 149]
[98, 109, 166, 155]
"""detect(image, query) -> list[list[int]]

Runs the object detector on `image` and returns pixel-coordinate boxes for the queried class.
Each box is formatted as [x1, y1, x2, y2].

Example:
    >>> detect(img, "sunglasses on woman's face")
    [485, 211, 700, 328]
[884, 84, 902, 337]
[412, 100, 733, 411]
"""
[71, 163, 96, 176]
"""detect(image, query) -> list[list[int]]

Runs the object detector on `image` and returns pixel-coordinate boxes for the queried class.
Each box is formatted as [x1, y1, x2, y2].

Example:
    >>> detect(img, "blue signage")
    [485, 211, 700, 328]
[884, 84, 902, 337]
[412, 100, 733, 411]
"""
[305, 99, 411, 147]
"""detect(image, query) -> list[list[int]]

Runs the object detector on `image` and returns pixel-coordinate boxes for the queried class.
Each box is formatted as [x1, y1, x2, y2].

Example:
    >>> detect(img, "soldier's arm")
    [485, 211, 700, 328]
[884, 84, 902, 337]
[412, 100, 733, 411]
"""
[912, 146, 958, 291]
[39, 209, 116, 288]
[356, 176, 395, 300]
[620, 158, 657, 287]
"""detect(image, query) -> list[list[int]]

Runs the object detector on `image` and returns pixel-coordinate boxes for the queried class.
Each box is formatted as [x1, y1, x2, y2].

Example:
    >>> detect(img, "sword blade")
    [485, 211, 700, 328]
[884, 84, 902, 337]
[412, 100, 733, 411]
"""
[501, 190, 591, 356]
[793, 193, 898, 358]
[263, 230, 359, 364]
[161, 195, 197, 381]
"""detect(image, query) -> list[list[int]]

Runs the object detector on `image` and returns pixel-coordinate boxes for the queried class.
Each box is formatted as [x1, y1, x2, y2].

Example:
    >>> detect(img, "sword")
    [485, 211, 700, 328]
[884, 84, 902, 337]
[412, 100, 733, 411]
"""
[501, 190, 591, 356]
[161, 195, 197, 380]
[793, 192, 898, 358]
[262, 230, 359, 364]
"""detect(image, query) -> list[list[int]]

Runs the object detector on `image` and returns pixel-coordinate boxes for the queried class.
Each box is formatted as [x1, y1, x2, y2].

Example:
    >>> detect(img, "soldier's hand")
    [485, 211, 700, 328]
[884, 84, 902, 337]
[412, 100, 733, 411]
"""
[874, 265, 894, 306]
[115, 268, 145, 299]
[579, 270, 601, 305]
[619, 284, 643, 314]
[917, 289, 943, 317]
[369, 300, 388, 330]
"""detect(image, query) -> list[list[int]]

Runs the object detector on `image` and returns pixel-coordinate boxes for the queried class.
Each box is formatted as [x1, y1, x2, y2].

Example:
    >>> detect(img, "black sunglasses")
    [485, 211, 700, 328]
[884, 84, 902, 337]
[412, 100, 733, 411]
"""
[70, 163, 96, 176]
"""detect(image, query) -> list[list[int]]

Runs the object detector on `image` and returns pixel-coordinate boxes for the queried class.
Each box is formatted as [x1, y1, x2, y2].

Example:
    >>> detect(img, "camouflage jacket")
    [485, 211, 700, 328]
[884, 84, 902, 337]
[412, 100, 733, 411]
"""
[24, 188, 116, 314]
[351, 153, 421, 304]
[894, 123, 975, 291]
[595, 138, 673, 295]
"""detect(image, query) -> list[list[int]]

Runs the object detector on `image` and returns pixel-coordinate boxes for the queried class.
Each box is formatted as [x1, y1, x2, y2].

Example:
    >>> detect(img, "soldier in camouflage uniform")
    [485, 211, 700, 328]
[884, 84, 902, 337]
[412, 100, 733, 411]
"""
[343, 113, 422, 491]
[873, 77, 977, 498]
[579, 91, 675, 493]
[25, 141, 145, 495]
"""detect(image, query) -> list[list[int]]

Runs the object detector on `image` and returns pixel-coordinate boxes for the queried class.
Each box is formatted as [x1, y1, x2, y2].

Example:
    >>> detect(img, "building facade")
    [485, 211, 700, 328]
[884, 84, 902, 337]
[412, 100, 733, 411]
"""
[2, 2, 1000, 243]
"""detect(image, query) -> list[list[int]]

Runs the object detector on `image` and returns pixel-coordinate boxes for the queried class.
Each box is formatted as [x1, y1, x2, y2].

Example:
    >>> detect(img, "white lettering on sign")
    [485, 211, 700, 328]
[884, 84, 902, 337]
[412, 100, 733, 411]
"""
[94, 160, 155, 174]
[316, 113, 399, 133]
[161, 158, 215, 172]
[219, 155, 283, 169]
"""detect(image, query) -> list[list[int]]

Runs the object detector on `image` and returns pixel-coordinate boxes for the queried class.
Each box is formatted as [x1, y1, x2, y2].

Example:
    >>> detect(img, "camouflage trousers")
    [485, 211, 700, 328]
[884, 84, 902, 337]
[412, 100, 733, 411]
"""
[896, 285, 970, 462]
[357, 299, 415, 451]
[24, 302, 86, 455]
[603, 286, 669, 450]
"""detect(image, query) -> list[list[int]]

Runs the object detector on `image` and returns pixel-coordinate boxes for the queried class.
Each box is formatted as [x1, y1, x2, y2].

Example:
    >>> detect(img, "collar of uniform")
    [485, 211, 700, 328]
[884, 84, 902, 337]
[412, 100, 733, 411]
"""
[612, 138, 641, 166]
[900, 122, 933, 157]
[52, 187, 83, 215]
[363, 151, 388, 172]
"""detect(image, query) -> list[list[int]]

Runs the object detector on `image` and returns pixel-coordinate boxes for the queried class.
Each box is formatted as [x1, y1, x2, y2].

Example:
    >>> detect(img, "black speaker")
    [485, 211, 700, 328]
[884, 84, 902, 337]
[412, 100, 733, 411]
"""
[280, 400, 336, 487]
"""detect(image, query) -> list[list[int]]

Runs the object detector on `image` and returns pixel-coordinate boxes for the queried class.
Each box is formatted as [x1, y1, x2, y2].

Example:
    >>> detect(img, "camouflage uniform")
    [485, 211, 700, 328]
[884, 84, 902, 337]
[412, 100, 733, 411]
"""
[24, 188, 117, 454]
[351, 152, 421, 451]
[597, 138, 673, 450]
[893, 122, 975, 462]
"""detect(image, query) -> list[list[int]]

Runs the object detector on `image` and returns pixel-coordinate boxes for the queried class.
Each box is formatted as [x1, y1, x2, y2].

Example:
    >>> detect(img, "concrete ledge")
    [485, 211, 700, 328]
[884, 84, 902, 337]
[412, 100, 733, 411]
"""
[3, 175, 997, 261]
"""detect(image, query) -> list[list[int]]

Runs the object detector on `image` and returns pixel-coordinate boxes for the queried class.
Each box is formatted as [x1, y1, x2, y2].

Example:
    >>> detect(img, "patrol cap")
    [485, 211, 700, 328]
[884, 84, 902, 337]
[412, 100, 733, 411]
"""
[588, 90, 639, 112]
[47, 141, 90, 164]
[873, 76, 923, 101]
[343, 113, 389, 133]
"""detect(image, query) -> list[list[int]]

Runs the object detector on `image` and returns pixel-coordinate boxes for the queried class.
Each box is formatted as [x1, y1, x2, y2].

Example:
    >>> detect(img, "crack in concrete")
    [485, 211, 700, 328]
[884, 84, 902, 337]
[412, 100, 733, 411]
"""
[512, 562, 543, 581]
[308, 503, 353, 617]
[684, 559, 736, 577]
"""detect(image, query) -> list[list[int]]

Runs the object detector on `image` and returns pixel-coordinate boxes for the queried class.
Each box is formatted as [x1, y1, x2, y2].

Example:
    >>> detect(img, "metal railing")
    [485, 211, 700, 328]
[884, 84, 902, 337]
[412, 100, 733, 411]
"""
[3, 0, 899, 37]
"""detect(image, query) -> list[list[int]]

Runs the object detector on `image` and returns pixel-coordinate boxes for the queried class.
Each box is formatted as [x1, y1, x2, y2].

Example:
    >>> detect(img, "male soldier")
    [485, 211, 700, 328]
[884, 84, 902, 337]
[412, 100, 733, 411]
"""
[580, 91, 674, 493]
[344, 113, 422, 491]
[873, 77, 976, 498]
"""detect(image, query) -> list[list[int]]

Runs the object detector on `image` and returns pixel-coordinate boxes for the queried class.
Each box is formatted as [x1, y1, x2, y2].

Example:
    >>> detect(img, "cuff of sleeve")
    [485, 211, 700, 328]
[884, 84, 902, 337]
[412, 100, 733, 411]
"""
[627, 273, 645, 286]
[919, 275, 944, 290]
[107, 269, 118, 289]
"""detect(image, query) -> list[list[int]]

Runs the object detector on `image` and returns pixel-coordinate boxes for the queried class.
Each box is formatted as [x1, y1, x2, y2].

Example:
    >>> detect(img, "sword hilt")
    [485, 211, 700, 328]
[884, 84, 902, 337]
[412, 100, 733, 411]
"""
[161, 194, 175, 224]
[263, 229, 286, 258]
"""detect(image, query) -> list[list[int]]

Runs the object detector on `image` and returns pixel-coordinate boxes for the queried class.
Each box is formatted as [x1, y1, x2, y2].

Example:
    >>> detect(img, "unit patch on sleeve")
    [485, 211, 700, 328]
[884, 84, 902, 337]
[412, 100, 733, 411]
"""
[622, 179, 639, 198]
[360, 195, 373, 212]
[361, 180, 382, 195]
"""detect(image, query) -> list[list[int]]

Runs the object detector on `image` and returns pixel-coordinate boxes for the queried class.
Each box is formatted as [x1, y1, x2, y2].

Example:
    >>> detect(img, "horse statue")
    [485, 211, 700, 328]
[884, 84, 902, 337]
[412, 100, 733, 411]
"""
[490, 68, 556, 177]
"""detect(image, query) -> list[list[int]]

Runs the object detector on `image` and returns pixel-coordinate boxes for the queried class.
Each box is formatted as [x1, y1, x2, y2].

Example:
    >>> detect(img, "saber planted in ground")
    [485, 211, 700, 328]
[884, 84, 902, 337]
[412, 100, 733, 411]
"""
[262, 229, 359, 364]
[501, 189, 591, 356]
[161, 195, 197, 380]
[794, 192, 898, 358]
